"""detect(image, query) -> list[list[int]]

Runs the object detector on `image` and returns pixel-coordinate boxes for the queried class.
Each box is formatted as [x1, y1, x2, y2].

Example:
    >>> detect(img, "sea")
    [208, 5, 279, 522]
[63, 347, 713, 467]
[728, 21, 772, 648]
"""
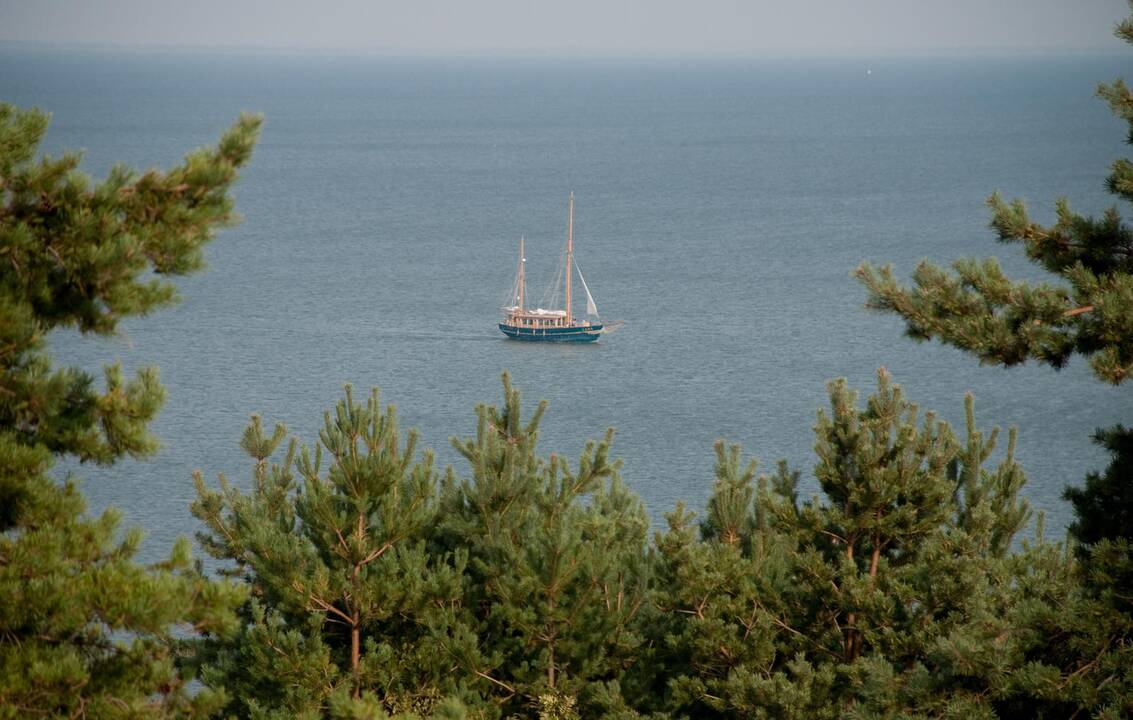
[1, 46, 1129, 559]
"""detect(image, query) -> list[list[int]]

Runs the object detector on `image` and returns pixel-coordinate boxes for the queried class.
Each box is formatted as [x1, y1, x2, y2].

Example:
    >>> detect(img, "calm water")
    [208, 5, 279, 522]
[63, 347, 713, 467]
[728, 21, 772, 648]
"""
[1, 47, 1129, 557]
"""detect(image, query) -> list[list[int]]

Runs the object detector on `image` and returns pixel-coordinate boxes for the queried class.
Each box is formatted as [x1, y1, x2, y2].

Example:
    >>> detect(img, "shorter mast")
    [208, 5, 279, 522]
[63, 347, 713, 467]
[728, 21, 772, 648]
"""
[565, 192, 574, 325]
[518, 236, 526, 312]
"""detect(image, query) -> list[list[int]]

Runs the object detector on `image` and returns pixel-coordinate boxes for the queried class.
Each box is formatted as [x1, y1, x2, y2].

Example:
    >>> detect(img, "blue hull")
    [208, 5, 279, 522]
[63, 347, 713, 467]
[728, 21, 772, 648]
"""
[499, 322, 603, 343]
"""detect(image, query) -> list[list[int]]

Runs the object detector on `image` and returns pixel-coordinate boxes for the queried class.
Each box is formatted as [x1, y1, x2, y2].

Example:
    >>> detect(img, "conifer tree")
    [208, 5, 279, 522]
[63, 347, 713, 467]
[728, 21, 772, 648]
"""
[0, 103, 260, 717]
[191, 388, 469, 719]
[651, 370, 1035, 718]
[430, 373, 651, 719]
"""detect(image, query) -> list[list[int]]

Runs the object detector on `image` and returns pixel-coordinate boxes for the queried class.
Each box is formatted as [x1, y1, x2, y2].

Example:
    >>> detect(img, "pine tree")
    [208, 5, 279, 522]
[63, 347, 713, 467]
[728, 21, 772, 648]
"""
[430, 373, 651, 719]
[191, 388, 469, 719]
[649, 445, 819, 719]
[651, 370, 1035, 718]
[0, 104, 260, 717]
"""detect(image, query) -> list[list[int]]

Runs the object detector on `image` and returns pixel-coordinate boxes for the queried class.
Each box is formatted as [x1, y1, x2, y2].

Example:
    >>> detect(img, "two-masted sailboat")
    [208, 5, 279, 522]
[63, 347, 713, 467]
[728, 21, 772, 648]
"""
[499, 193, 604, 342]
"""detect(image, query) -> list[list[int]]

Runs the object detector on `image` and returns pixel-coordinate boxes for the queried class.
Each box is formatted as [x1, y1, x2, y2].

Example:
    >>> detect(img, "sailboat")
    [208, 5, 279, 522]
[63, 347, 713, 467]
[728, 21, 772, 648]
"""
[499, 193, 605, 343]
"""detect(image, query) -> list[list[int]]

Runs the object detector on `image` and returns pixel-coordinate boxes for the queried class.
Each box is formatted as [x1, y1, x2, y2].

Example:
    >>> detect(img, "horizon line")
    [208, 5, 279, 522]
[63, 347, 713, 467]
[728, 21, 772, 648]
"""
[1, 38, 1128, 62]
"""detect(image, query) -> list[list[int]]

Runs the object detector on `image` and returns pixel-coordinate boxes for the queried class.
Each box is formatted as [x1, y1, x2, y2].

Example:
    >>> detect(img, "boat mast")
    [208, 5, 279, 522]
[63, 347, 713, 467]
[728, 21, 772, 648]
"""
[565, 192, 573, 325]
[518, 236, 526, 312]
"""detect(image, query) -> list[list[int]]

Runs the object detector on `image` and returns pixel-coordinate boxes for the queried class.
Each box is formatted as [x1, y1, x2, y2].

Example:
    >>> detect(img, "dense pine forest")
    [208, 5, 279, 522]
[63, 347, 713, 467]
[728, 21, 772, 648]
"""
[2, 9, 1132, 720]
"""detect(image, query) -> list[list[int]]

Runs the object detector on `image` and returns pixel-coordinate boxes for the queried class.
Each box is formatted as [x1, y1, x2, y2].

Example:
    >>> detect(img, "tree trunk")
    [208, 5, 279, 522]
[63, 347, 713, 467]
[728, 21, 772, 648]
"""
[352, 511, 365, 698]
[844, 541, 858, 662]
[846, 537, 882, 662]
[351, 612, 361, 699]
[548, 642, 556, 689]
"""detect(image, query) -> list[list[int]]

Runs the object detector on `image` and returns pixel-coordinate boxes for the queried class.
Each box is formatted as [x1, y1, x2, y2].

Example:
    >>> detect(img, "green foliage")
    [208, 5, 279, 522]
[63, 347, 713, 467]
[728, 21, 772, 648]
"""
[651, 370, 1036, 718]
[0, 103, 259, 716]
[1065, 426, 1133, 548]
[184, 365, 1129, 719]
[193, 374, 652, 719]
[853, 6, 1133, 560]
[430, 373, 652, 717]
[192, 387, 465, 718]
[188, 368, 1130, 718]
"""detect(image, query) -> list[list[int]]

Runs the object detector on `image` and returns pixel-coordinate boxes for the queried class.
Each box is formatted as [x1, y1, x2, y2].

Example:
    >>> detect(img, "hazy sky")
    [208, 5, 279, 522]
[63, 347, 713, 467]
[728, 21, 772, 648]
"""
[1, 0, 1130, 56]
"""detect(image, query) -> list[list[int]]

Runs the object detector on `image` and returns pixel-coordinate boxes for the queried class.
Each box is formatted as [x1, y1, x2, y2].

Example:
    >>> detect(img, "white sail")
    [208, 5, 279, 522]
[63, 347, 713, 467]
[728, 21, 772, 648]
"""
[576, 263, 598, 317]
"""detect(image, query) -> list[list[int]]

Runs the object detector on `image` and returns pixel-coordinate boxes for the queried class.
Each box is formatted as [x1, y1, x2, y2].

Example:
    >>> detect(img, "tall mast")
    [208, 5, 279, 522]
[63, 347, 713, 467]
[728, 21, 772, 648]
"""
[518, 236, 526, 311]
[565, 192, 573, 324]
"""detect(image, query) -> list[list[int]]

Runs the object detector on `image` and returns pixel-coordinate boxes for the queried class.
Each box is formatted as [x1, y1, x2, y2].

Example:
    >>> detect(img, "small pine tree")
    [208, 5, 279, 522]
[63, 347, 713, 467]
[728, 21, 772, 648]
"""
[430, 373, 651, 719]
[0, 103, 260, 716]
[192, 387, 468, 718]
[652, 370, 1036, 718]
